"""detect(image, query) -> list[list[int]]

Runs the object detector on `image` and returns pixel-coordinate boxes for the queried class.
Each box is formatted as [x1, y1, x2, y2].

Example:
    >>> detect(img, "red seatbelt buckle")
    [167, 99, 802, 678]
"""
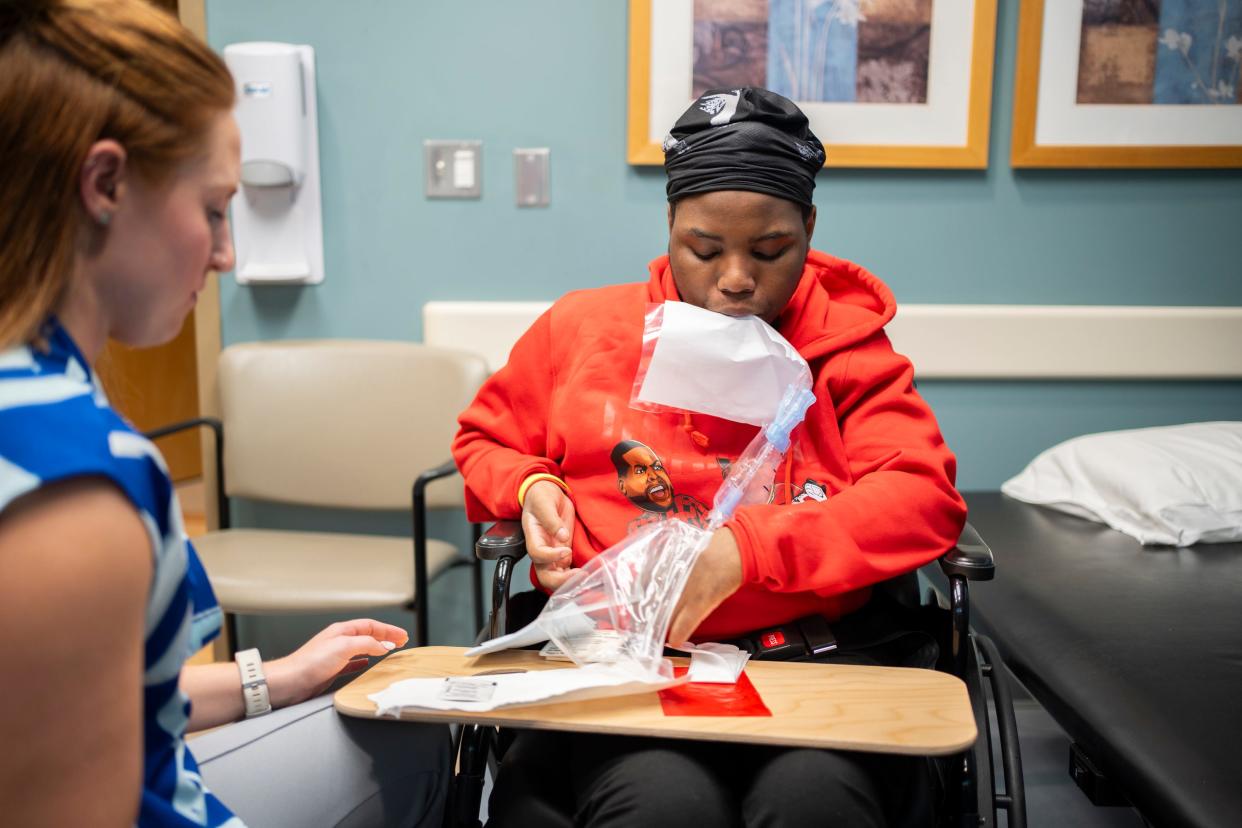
[725, 621, 810, 661]
[755, 628, 801, 658]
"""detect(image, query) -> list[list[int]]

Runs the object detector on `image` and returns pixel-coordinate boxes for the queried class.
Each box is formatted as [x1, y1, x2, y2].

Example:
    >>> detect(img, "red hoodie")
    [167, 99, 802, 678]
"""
[452, 251, 966, 640]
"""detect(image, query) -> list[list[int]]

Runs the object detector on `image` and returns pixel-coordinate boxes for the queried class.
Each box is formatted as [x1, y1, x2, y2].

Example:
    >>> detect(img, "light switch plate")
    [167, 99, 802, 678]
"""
[425, 140, 481, 199]
[514, 148, 549, 207]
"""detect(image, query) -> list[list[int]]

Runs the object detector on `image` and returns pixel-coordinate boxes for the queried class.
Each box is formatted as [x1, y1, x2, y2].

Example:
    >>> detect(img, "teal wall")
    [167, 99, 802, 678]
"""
[205, 0, 1242, 493]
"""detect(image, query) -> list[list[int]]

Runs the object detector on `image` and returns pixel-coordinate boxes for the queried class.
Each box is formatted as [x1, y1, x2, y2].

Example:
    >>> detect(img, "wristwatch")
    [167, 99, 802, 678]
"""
[234, 647, 272, 717]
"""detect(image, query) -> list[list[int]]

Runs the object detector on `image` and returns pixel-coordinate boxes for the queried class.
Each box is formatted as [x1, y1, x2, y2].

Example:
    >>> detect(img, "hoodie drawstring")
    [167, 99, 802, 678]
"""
[782, 450, 794, 505]
[681, 412, 795, 498]
[681, 411, 710, 449]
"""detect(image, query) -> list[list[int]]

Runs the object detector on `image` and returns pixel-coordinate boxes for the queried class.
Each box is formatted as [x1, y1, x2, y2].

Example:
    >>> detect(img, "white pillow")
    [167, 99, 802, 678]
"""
[1001, 422, 1242, 547]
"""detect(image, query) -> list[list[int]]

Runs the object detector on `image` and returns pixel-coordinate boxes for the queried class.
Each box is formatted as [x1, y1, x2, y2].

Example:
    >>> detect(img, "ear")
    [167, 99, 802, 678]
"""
[666, 202, 674, 232]
[804, 205, 817, 245]
[79, 140, 128, 226]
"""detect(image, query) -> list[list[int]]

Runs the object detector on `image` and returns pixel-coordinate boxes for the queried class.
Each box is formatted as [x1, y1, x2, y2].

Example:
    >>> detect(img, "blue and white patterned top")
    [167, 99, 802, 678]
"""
[0, 319, 241, 827]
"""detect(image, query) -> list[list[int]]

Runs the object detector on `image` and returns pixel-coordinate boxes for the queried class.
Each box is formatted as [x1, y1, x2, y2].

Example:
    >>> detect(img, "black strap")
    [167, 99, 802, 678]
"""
[732, 594, 941, 670]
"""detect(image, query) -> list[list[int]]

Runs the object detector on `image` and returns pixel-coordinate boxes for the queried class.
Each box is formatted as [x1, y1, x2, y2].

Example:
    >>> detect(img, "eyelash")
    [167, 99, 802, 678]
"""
[692, 248, 788, 262]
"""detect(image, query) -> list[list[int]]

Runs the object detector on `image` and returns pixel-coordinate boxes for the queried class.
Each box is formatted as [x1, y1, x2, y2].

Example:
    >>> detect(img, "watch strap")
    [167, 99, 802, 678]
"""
[234, 647, 272, 718]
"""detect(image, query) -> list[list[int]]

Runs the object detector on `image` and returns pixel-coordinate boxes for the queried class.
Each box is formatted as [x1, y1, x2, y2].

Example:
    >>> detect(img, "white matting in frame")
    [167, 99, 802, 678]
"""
[646, 0, 979, 148]
[1037, 0, 1242, 147]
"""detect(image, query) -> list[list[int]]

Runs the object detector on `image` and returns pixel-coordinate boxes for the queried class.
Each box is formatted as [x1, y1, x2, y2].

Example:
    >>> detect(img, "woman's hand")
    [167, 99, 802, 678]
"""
[184, 619, 407, 731]
[522, 480, 577, 590]
[266, 619, 408, 708]
[667, 527, 744, 645]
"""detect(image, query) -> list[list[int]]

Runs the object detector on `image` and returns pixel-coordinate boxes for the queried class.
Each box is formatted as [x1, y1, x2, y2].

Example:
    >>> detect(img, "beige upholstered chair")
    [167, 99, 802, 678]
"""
[154, 340, 489, 649]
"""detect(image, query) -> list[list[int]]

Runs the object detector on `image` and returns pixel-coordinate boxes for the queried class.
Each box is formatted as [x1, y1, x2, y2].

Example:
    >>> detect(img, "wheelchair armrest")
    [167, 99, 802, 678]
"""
[476, 520, 527, 562]
[476, 521, 527, 640]
[939, 521, 994, 581]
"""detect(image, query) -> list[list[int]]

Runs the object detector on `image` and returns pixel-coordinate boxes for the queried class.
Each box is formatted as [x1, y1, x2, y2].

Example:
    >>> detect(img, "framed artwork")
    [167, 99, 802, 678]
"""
[627, 0, 998, 168]
[1012, 0, 1242, 168]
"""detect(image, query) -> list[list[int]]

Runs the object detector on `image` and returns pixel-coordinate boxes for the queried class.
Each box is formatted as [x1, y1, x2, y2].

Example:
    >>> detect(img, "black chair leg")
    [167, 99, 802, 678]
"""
[450, 724, 493, 828]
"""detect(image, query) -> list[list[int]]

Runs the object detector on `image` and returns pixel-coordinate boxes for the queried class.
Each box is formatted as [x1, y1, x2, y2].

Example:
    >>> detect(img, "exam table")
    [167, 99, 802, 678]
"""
[927, 492, 1242, 828]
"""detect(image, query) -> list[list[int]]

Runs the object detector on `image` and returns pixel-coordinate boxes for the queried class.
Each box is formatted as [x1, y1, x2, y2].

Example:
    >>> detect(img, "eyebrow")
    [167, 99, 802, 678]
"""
[688, 228, 796, 243]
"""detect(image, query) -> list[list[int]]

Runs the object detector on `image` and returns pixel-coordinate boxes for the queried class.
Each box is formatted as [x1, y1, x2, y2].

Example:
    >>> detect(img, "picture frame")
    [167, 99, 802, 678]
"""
[626, 0, 998, 169]
[1012, 0, 1242, 168]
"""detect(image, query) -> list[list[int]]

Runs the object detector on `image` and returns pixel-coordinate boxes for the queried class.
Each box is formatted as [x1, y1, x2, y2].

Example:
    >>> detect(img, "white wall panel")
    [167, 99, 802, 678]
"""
[424, 302, 1242, 379]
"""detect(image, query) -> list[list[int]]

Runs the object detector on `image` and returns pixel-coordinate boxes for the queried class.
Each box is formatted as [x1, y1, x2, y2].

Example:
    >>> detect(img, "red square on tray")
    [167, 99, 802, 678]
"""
[658, 666, 772, 717]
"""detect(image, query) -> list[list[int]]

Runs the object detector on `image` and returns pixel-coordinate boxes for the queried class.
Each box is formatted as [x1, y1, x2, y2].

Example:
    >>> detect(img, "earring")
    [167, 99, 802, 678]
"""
[96, 211, 112, 227]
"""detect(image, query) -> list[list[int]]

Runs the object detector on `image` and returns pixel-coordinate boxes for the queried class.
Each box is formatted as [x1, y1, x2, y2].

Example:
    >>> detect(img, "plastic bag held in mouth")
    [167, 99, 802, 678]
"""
[631, 301, 812, 427]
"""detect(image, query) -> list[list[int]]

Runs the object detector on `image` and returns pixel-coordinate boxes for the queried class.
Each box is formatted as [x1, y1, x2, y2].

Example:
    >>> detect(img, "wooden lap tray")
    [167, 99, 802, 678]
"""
[334, 646, 976, 756]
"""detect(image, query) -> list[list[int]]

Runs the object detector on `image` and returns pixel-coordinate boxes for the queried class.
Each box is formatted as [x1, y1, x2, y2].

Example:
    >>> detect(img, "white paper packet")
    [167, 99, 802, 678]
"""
[670, 642, 752, 684]
[632, 302, 811, 427]
[368, 662, 685, 715]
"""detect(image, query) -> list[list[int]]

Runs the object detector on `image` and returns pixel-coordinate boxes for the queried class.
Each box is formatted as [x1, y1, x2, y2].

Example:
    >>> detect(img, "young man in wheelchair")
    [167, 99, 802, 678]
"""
[453, 87, 966, 827]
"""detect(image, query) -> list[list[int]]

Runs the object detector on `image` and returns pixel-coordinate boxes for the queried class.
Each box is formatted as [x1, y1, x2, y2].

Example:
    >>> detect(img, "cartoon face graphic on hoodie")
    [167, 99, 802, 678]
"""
[611, 439, 710, 531]
[611, 439, 674, 511]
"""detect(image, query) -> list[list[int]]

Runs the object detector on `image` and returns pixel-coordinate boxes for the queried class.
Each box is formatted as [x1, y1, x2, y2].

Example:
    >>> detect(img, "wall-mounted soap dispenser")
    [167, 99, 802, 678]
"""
[223, 42, 324, 285]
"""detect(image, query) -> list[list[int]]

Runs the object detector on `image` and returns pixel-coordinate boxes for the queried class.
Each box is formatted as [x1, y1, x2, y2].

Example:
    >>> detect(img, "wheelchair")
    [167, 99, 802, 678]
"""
[448, 521, 1026, 828]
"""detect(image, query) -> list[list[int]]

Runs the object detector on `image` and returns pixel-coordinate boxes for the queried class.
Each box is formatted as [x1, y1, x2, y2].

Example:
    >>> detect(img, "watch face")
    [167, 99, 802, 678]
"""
[243, 683, 272, 717]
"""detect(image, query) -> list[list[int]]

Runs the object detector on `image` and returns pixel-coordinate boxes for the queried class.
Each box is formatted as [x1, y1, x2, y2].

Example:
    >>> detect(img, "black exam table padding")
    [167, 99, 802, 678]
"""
[939, 492, 1242, 828]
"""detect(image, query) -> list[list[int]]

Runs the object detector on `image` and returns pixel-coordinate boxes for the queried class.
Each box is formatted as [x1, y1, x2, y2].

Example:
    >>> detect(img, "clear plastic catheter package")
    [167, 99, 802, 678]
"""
[370, 303, 816, 715]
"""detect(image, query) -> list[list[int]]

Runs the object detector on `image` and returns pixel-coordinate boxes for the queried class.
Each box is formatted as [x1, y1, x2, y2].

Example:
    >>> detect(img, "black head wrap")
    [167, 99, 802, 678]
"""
[663, 87, 824, 208]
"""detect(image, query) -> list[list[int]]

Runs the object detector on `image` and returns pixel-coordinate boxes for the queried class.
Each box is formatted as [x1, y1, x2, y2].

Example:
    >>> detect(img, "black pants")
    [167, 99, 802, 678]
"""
[486, 729, 934, 827]
[487, 591, 942, 826]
